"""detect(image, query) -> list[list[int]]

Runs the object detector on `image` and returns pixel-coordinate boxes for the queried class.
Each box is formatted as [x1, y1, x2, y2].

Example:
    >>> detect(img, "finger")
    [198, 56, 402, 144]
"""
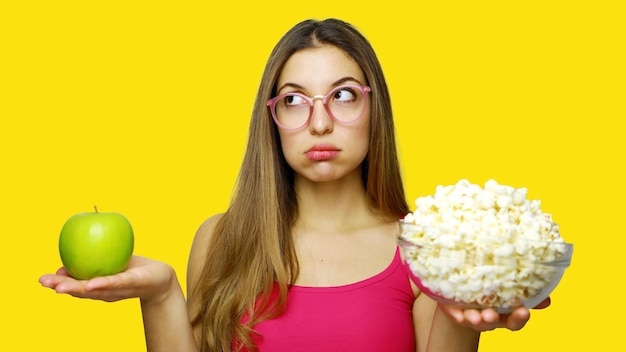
[533, 297, 551, 309]
[84, 270, 140, 291]
[54, 280, 127, 301]
[55, 267, 70, 276]
[39, 274, 57, 288]
[54, 279, 89, 295]
[504, 307, 531, 331]
[39, 272, 135, 302]
[39, 267, 71, 287]
[39, 273, 74, 289]
[84, 276, 118, 291]
[463, 309, 483, 325]
[480, 309, 500, 324]
[441, 305, 465, 323]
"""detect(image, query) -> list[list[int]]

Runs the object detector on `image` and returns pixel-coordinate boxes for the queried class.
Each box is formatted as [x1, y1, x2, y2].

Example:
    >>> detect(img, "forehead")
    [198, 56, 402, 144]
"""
[277, 45, 366, 89]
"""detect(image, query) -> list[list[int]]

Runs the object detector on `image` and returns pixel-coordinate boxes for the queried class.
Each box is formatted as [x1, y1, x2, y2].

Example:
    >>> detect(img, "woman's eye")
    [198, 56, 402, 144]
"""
[332, 88, 356, 102]
[284, 95, 307, 106]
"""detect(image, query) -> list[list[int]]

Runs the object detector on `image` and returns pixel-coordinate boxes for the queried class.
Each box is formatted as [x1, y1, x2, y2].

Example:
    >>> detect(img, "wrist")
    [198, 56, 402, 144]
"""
[140, 264, 182, 306]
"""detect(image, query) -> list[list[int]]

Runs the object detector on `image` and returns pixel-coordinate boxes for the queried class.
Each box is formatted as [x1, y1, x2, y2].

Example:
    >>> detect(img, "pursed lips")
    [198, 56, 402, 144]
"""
[305, 144, 340, 161]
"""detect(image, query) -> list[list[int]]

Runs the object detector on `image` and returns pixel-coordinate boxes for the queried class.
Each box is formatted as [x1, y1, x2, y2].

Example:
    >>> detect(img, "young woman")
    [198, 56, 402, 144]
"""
[40, 18, 546, 352]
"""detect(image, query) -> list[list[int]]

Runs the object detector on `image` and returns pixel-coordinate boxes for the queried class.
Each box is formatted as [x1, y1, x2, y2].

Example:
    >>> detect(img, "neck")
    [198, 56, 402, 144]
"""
[293, 171, 379, 232]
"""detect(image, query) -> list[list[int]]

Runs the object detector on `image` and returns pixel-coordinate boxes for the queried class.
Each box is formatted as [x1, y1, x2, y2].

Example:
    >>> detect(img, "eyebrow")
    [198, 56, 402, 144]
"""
[276, 76, 365, 95]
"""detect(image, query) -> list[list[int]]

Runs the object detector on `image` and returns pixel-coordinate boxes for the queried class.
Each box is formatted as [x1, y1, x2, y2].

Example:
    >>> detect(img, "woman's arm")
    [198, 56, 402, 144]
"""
[413, 294, 480, 352]
[39, 214, 230, 352]
[141, 265, 198, 352]
[39, 256, 198, 351]
[138, 213, 222, 350]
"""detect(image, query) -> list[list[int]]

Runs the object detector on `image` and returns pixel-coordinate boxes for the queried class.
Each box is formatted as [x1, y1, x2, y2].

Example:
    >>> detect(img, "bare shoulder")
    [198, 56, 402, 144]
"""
[186, 214, 223, 344]
[191, 214, 223, 251]
[187, 214, 223, 294]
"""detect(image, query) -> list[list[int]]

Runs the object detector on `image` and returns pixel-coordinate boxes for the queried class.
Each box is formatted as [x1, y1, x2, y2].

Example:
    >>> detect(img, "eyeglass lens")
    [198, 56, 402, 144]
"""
[273, 85, 367, 129]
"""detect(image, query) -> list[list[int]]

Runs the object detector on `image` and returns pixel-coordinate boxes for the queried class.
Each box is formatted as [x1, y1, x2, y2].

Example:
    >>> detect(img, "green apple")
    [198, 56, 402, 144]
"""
[59, 207, 134, 280]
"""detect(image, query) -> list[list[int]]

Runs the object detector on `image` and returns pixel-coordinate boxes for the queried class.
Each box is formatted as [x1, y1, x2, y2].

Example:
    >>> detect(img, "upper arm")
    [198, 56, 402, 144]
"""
[412, 291, 437, 352]
[402, 246, 437, 352]
[186, 214, 223, 345]
[412, 293, 480, 352]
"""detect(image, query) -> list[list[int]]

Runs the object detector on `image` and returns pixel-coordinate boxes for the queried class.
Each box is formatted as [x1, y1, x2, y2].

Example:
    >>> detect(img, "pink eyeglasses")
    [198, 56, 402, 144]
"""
[267, 84, 371, 130]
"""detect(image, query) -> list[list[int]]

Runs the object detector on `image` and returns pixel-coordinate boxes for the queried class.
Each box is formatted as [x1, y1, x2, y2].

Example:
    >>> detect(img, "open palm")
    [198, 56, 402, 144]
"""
[39, 256, 176, 303]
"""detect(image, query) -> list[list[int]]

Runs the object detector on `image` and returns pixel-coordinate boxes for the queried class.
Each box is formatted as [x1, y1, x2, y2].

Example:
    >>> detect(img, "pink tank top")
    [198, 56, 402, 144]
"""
[250, 247, 416, 351]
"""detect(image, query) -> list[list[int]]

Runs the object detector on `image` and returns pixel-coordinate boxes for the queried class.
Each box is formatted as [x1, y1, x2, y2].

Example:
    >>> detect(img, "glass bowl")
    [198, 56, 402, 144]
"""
[398, 221, 573, 313]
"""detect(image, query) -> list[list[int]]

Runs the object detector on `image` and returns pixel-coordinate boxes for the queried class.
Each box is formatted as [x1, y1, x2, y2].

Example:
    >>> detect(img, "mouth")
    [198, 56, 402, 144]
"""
[305, 144, 340, 161]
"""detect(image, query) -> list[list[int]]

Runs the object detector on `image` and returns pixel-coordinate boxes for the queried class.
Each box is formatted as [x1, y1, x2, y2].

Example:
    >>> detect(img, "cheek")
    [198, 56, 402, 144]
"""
[350, 119, 371, 160]
[277, 131, 299, 163]
[355, 133, 370, 160]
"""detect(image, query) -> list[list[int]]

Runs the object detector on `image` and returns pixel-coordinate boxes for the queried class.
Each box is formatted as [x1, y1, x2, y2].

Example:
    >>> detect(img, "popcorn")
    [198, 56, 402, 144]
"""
[400, 179, 569, 310]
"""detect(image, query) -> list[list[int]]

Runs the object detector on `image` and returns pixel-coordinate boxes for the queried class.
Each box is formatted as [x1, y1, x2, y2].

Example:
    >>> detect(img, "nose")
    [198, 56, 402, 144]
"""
[308, 96, 333, 135]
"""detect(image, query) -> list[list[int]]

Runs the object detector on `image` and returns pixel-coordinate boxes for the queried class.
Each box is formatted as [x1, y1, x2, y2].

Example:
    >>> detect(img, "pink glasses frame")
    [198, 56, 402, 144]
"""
[266, 84, 371, 130]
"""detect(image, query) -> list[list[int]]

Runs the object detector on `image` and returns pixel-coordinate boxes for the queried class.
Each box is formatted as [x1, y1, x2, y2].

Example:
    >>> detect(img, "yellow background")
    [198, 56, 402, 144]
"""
[1, 1, 623, 350]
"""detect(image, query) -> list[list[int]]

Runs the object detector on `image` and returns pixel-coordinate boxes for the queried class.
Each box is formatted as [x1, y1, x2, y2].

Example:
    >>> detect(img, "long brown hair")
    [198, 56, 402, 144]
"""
[191, 18, 409, 351]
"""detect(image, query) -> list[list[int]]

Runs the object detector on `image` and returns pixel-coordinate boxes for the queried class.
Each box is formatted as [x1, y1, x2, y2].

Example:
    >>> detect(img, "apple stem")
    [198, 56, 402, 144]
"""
[94, 205, 98, 213]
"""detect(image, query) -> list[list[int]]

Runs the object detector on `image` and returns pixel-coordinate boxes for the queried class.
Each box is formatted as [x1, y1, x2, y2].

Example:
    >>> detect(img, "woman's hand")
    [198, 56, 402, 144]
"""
[39, 255, 176, 304]
[439, 297, 551, 332]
